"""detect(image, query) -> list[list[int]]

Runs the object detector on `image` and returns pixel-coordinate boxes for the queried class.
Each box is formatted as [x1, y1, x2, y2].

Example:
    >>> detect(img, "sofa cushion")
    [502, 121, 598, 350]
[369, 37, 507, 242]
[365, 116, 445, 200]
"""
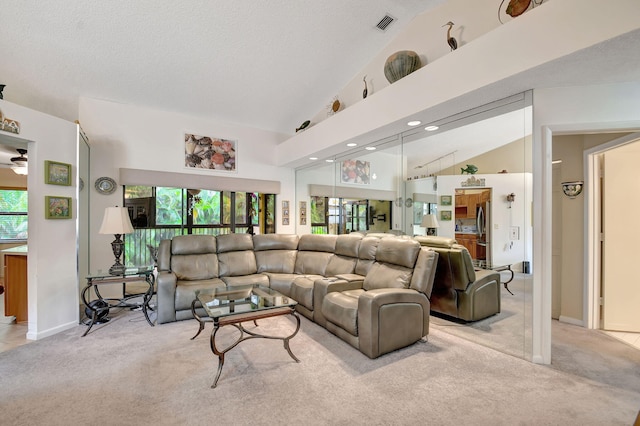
[290, 276, 317, 310]
[253, 234, 299, 251]
[355, 236, 380, 276]
[363, 263, 413, 291]
[221, 274, 269, 288]
[218, 250, 258, 277]
[172, 253, 219, 281]
[216, 233, 254, 253]
[294, 251, 332, 276]
[375, 238, 421, 269]
[325, 254, 357, 277]
[255, 250, 297, 274]
[414, 235, 457, 248]
[172, 235, 216, 255]
[297, 234, 336, 252]
[334, 234, 361, 257]
[262, 272, 298, 297]
[174, 278, 226, 311]
[322, 290, 364, 336]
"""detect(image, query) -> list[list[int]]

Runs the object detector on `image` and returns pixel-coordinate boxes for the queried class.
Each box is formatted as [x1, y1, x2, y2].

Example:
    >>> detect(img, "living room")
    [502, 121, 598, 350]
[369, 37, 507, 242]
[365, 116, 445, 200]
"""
[1, 1, 640, 423]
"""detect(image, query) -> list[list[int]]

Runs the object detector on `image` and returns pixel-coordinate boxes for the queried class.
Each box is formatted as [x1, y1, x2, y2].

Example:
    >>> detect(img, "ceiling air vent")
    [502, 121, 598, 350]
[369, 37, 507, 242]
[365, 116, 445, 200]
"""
[376, 14, 396, 32]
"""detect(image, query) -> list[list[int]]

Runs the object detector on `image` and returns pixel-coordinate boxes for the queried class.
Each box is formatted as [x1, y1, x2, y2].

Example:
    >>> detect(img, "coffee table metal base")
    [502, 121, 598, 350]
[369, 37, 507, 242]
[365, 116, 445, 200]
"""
[192, 302, 300, 388]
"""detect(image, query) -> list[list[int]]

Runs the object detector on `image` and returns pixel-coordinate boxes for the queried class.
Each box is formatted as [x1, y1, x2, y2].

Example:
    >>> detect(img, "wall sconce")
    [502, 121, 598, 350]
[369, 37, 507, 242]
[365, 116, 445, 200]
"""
[561, 181, 584, 198]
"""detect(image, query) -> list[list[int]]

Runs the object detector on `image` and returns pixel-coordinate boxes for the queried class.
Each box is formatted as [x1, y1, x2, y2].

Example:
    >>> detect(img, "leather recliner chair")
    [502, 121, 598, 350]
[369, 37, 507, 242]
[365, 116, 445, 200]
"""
[414, 236, 500, 322]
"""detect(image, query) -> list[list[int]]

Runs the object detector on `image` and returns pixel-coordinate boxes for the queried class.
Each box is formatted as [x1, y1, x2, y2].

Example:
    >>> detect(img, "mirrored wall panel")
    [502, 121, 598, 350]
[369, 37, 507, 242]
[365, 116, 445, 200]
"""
[295, 92, 533, 360]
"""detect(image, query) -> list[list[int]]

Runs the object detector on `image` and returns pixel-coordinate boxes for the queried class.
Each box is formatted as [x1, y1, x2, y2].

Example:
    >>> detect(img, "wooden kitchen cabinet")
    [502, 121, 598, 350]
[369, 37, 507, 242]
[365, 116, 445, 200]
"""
[4, 253, 28, 322]
[466, 193, 480, 218]
[455, 233, 477, 258]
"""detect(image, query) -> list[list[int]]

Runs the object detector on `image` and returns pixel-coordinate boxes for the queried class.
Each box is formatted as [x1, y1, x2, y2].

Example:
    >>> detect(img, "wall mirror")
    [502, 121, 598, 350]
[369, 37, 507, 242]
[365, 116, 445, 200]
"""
[295, 91, 533, 360]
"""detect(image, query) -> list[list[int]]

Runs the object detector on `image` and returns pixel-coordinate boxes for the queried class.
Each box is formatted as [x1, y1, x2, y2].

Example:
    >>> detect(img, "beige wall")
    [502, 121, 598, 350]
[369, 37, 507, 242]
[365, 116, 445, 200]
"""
[0, 168, 28, 187]
[452, 136, 531, 175]
[551, 132, 632, 323]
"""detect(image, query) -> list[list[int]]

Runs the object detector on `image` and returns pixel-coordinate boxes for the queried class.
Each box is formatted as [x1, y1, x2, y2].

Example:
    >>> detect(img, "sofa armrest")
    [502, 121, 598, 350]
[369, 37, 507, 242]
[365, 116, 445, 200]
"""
[157, 271, 177, 324]
[471, 269, 501, 290]
[313, 278, 364, 327]
[358, 288, 430, 358]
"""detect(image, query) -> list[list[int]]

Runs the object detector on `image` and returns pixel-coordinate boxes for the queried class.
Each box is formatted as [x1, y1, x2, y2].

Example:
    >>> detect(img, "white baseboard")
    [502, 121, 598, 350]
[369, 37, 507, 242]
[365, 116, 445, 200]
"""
[26, 320, 77, 340]
[559, 315, 584, 327]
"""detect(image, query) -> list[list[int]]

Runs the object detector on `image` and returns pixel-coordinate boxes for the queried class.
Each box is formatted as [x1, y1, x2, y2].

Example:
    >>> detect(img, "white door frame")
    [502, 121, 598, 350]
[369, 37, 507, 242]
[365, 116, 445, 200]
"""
[584, 132, 640, 329]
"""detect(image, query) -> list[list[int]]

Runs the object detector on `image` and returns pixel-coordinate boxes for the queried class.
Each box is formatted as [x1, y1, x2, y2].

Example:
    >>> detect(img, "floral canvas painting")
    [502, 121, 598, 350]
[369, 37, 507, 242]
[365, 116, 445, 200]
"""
[185, 133, 236, 172]
[341, 160, 370, 184]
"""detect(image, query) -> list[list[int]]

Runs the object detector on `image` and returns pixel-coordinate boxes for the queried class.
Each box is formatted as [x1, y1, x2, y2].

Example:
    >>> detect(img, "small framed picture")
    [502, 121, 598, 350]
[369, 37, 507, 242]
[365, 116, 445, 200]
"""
[440, 210, 452, 221]
[45, 196, 72, 219]
[45, 161, 72, 186]
[440, 195, 452, 206]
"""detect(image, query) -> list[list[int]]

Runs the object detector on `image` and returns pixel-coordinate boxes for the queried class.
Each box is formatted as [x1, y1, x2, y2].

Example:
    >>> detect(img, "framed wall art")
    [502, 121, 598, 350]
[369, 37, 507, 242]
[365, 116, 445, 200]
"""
[440, 195, 452, 206]
[45, 196, 72, 219]
[440, 210, 452, 221]
[282, 200, 290, 225]
[300, 201, 307, 225]
[341, 159, 370, 184]
[185, 133, 237, 172]
[45, 160, 72, 186]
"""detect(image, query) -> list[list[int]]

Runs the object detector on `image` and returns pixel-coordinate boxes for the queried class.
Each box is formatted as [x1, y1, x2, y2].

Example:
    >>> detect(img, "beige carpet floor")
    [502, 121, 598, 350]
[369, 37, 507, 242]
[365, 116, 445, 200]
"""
[0, 305, 639, 426]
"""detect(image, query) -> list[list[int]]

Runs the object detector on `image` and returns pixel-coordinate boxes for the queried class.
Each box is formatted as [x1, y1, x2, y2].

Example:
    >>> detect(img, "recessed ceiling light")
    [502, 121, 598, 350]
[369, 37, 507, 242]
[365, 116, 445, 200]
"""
[309, 157, 318, 160]
[326, 159, 334, 163]
[425, 125, 439, 131]
[346, 143, 357, 147]
[365, 146, 376, 151]
[407, 120, 421, 126]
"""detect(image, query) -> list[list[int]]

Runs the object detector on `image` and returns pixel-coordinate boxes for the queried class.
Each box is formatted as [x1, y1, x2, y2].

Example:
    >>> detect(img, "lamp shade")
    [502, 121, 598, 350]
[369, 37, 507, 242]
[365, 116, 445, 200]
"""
[99, 207, 134, 235]
[421, 214, 439, 229]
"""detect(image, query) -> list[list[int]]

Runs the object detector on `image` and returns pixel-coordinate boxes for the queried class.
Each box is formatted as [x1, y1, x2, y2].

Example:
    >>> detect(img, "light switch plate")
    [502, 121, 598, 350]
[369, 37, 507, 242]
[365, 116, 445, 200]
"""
[510, 226, 520, 240]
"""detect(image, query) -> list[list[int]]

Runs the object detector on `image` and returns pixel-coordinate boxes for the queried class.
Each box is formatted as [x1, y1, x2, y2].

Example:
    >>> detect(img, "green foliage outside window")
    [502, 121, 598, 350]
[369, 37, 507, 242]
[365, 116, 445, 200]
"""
[156, 187, 183, 225]
[0, 189, 28, 240]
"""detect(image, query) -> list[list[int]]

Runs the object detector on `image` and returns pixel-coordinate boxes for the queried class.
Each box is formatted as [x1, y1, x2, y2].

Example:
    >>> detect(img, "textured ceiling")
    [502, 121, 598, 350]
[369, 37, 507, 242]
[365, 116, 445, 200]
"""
[2, 2, 640, 171]
[0, 0, 442, 138]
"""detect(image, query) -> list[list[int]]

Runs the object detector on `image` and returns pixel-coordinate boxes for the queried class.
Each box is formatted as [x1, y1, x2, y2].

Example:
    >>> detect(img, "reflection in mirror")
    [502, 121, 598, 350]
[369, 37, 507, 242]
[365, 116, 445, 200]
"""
[401, 92, 533, 360]
[297, 137, 402, 235]
[295, 91, 533, 361]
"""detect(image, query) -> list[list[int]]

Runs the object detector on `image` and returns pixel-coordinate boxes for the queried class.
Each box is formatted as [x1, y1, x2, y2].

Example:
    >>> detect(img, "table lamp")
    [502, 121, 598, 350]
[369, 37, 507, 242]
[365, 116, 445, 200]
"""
[421, 214, 439, 236]
[99, 206, 134, 275]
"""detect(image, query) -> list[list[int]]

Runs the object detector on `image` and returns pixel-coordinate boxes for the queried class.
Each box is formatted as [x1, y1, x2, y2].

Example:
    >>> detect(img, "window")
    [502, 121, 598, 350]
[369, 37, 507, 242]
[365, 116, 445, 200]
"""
[123, 186, 273, 266]
[0, 189, 28, 241]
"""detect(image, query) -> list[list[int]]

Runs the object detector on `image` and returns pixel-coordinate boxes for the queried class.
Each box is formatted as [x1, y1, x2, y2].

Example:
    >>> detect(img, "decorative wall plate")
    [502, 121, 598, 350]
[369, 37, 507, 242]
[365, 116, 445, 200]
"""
[95, 177, 117, 195]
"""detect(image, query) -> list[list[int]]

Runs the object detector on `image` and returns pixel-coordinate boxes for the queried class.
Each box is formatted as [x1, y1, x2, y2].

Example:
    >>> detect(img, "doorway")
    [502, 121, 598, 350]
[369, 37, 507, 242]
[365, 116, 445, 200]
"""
[585, 132, 640, 346]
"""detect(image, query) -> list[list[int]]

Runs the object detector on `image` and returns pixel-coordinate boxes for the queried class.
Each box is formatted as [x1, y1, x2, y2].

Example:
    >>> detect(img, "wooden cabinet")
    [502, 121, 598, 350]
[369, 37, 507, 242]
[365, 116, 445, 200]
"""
[4, 254, 28, 322]
[455, 194, 480, 219]
[466, 194, 479, 218]
[455, 233, 477, 258]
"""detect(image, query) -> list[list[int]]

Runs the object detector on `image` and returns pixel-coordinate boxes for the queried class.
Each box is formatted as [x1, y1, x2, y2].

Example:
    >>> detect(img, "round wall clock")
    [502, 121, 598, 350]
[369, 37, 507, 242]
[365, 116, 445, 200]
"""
[95, 177, 117, 195]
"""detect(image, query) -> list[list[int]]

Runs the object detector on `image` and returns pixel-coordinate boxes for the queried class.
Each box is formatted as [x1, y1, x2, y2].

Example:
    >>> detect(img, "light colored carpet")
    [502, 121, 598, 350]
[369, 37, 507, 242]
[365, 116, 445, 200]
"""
[430, 273, 533, 359]
[0, 306, 639, 426]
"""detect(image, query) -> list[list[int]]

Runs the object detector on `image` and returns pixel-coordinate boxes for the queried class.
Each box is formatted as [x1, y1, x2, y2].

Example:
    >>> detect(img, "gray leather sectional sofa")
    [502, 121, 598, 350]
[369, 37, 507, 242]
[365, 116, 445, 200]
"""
[156, 233, 439, 358]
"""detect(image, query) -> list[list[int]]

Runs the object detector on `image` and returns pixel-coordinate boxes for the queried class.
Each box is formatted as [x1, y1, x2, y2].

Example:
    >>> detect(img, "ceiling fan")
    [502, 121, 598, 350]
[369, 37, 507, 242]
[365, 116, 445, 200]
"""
[0, 148, 28, 175]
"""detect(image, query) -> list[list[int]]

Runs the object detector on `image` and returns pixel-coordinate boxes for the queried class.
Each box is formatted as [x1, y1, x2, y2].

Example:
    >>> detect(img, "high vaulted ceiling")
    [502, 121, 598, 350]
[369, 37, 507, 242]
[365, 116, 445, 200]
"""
[0, 0, 443, 137]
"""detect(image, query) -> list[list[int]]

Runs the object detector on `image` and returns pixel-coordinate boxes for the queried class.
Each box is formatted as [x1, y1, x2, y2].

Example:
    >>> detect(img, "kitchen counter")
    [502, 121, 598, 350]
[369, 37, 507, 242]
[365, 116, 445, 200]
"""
[1, 245, 27, 255]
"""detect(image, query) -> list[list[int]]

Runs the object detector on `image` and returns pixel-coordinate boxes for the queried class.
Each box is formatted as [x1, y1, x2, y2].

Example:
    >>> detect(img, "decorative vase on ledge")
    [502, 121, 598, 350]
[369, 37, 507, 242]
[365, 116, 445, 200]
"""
[384, 50, 422, 84]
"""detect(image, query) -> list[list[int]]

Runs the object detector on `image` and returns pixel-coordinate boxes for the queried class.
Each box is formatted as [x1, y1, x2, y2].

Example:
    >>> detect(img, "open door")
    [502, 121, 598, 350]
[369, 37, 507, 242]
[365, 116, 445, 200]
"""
[602, 140, 640, 332]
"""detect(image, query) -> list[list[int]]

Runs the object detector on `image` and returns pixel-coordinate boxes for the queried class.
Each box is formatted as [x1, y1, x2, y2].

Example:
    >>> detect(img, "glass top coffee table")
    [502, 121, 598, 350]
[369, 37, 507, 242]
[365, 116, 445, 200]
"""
[190, 285, 300, 388]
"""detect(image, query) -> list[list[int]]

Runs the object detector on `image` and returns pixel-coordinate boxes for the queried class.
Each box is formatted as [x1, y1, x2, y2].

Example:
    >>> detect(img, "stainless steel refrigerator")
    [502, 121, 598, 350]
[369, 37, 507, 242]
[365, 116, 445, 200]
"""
[476, 201, 492, 268]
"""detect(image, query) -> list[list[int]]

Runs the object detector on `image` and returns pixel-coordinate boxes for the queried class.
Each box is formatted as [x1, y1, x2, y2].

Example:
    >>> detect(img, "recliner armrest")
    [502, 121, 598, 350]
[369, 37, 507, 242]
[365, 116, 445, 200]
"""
[313, 278, 364, 327]
[357, 288, 430, 358]
[156, 271, 177, 324]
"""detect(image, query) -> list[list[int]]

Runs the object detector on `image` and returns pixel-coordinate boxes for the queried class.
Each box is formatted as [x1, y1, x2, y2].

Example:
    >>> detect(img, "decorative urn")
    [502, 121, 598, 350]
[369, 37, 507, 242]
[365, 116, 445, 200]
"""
[384, 50, 422, 84]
